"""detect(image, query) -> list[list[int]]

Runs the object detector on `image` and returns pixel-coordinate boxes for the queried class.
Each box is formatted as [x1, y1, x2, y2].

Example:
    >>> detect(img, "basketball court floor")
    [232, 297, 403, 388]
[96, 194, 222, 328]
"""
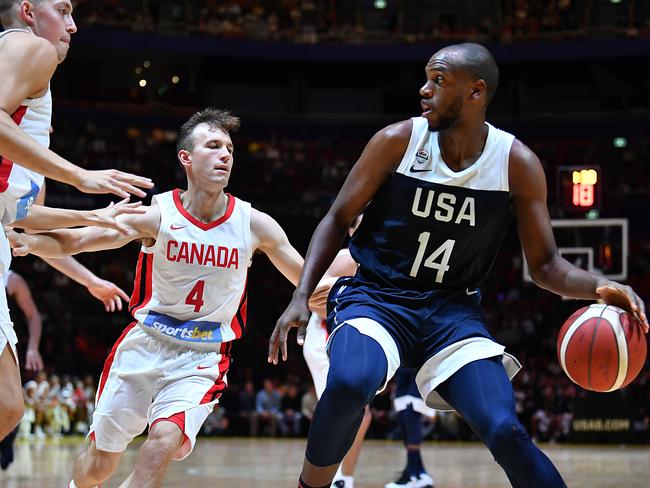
[1, 437, 648, 487]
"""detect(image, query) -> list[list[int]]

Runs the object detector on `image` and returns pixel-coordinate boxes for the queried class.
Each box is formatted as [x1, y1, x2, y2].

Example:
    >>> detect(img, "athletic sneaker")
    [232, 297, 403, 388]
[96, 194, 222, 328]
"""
[332, 481, 346, 488]
[385, 470, 434, 488]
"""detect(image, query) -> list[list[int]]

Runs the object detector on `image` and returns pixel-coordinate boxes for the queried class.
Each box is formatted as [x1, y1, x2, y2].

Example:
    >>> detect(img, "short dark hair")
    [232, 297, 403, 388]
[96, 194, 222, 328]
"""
[444, 43, 499, 105]
[0, 0, 18, 14]
[176, 108, 240, 154]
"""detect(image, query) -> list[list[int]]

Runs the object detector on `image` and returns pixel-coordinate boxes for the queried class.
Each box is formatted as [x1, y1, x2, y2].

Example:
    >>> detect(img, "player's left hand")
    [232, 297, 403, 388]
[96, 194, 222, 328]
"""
[596, 280, 648, 333]
[86, 278, 130, 312]
[25, 347, 44, 371]
[89, 198, 147, 234]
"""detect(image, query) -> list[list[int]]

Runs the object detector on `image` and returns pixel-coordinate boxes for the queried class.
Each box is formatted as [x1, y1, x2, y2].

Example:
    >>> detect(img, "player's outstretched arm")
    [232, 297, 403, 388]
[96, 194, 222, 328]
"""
[0, 34, 154, 198]
[9, 205, 160, 258]
[510, 140, 648, 331]
[13, 198, 146, 233]
[269, 120, 412, 364]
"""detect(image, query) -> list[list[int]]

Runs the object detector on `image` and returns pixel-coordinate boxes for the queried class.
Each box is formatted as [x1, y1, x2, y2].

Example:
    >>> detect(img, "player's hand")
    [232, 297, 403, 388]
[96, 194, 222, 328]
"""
[308, 275, 338, 318]
[88, 198, 146, 234]
[86, 278, 130, 312]
[268, 296, 311, 364]
[596, 280, 648, 333]
[25, 347, 44, 371]
[7, 229, 37, 256]
[76, 169, 154, 199]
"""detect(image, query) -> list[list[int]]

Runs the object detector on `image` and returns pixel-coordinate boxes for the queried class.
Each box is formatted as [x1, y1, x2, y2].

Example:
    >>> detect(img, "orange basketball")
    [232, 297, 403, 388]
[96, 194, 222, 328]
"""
[557, 304, 647, 392]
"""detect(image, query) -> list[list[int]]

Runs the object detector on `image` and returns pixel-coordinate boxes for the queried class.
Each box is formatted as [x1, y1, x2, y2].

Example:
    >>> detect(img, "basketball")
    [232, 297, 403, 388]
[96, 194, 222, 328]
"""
[557, 304, 647, 392]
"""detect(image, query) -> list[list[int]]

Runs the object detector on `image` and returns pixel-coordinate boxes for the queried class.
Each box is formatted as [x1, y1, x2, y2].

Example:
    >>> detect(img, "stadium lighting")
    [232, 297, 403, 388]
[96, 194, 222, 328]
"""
[613, 137, 627, 148]
[139, 79, 147, 87]
[143, 60, 151, 68]
[374, 0, 387, 8]
[135, 67, 142, 74]
[171, 75, 180, 84]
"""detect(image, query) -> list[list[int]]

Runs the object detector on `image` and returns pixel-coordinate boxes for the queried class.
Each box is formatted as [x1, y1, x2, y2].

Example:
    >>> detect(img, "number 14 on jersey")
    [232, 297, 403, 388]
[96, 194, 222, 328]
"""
[409, 234, 455, 283]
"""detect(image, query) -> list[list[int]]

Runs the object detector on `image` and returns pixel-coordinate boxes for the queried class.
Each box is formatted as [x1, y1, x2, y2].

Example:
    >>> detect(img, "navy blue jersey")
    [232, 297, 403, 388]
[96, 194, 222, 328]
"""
[349, 118, 514, 292]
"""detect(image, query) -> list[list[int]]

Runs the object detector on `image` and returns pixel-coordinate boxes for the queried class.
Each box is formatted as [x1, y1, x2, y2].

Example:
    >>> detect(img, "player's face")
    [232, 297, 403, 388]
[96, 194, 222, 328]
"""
[31, 0, 77, 63]
[419, 53, 468, 131]
[186, 125, 234, 189]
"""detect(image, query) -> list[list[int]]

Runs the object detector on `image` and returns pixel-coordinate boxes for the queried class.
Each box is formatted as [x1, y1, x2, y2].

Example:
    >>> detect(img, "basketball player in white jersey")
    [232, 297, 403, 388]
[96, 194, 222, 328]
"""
[0, 0, 153, 440]
[11, 108, 308, 488]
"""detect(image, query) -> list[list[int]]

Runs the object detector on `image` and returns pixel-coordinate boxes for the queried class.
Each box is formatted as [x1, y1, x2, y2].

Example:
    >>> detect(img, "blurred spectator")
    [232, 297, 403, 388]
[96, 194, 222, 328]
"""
[252, 378, 281, 437]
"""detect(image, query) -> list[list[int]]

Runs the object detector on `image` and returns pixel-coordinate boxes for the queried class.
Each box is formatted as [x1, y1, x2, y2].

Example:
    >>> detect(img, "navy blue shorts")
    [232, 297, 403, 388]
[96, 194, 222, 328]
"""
[327, 275, 494, 369]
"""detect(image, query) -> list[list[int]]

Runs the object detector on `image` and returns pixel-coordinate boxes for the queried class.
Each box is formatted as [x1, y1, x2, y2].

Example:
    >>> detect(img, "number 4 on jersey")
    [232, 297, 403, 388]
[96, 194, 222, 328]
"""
[186, 280, 205, 312]
[409, 234, 455, 283]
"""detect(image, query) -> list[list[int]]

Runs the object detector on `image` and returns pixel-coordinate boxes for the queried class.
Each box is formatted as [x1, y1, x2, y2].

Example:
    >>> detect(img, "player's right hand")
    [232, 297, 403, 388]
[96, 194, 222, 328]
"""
[268, 297, 311, 364]
[76, 169, 154, 199]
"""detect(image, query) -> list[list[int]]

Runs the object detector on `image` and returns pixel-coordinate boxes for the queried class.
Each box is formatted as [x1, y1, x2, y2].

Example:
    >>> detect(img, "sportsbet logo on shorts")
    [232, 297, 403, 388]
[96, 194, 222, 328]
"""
[142, 311, 223, 343]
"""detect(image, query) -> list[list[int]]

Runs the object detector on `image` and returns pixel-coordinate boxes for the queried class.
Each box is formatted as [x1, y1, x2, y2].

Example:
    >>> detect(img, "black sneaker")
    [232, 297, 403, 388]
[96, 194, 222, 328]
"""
[384, 469, 417, 488]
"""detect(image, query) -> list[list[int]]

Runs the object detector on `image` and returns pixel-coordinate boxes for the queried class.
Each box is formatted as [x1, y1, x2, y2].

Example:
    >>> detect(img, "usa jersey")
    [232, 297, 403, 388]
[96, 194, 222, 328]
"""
[130, 190, 252, 350]
[0, 29, 49, 226]
[350, 117, 514, 292]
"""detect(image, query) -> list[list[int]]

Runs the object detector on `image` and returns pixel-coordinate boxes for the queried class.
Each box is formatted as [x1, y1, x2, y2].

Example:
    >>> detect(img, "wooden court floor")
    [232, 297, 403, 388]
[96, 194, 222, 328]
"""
[1, 437, 648, 487]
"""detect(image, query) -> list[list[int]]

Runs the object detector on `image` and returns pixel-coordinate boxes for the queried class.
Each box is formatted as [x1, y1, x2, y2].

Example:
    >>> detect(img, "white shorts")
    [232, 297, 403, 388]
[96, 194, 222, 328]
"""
[0, 281, 17, 363]
[303, 313, 329, 399]
[90, 324, 230, 460]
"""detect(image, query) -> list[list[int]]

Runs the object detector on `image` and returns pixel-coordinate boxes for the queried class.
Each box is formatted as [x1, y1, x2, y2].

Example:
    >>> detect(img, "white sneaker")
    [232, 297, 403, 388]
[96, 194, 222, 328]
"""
[414, 472, 434, 488]
[385, 470, 434, 488]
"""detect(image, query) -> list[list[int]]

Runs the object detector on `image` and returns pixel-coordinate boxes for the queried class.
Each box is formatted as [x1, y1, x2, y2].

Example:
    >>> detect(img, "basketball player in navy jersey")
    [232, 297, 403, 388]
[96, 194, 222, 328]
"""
[11, 108, 308, 488]
[270, 42, 648, 488]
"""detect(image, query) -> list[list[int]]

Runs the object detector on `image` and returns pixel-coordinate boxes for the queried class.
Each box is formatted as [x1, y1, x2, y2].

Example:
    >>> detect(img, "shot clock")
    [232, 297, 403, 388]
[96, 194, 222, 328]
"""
[557, 165, 601, 212]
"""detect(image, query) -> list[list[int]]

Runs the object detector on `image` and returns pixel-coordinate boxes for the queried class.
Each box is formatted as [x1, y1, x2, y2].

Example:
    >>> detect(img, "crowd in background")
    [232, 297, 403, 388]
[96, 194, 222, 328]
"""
[7, 116, 649, 444]
[67, 0, 649, 44]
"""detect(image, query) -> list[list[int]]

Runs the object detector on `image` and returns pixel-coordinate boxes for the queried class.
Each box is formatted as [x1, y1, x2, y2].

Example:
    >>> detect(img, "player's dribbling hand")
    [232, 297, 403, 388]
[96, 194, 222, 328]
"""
[86, 277, 130, 313]
[268, 298, 311, 364]
[596, 280, 649, 333]
[76, 169, 154, 199]
[89, 198, 147, 234]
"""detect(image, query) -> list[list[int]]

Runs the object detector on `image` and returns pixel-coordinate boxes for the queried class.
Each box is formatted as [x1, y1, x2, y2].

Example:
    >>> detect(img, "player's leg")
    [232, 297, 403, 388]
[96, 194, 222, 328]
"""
[120, 345, 229, 487]
[386, 368, 434, 488]
[71, 439, 123, 488]
[334, 405, 371, 488]
[72, 325, 153, 487]
[436, 357, 566, 488]
[0, 339, 23, 441]
[300, 323, 390, 488]
[304, 314, 372, 488]
[117, 420, 184, 488]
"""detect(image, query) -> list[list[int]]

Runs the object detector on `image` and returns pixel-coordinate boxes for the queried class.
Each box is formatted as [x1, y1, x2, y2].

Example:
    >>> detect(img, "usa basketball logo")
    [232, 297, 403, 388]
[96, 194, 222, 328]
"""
[415, 149, 429, 164]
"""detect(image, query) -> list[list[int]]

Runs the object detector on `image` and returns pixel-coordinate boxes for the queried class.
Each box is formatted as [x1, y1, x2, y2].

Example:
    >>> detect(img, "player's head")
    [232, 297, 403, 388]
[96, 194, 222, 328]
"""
[0, 1, 77, 63]
[177, 108, 241, 190]
[420, 42, 499, 131]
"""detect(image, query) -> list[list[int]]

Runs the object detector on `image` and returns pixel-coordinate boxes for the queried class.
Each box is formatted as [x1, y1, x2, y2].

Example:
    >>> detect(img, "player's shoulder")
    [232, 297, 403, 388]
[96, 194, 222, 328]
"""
[2, 32, 57, 64]
[376, 119, 413, 145]
[508, 138, 546, 194]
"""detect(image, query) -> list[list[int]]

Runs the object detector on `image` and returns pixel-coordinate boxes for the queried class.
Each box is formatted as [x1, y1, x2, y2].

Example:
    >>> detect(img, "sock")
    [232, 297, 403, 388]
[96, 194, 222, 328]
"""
[69, 481, 99, 488]
[406, 447, 425, 475]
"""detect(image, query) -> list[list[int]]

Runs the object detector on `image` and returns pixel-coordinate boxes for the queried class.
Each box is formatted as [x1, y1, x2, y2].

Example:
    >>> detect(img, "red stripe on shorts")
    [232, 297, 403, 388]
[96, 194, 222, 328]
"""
[151, 411, 190, 446]
[96, 321, 137, 402]
[200, 344, 231, 404]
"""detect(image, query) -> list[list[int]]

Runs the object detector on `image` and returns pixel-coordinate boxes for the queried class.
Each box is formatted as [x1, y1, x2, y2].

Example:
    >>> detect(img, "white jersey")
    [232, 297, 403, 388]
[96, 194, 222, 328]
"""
[130, 189, 253, 351]
[0, 29, 50, 273]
